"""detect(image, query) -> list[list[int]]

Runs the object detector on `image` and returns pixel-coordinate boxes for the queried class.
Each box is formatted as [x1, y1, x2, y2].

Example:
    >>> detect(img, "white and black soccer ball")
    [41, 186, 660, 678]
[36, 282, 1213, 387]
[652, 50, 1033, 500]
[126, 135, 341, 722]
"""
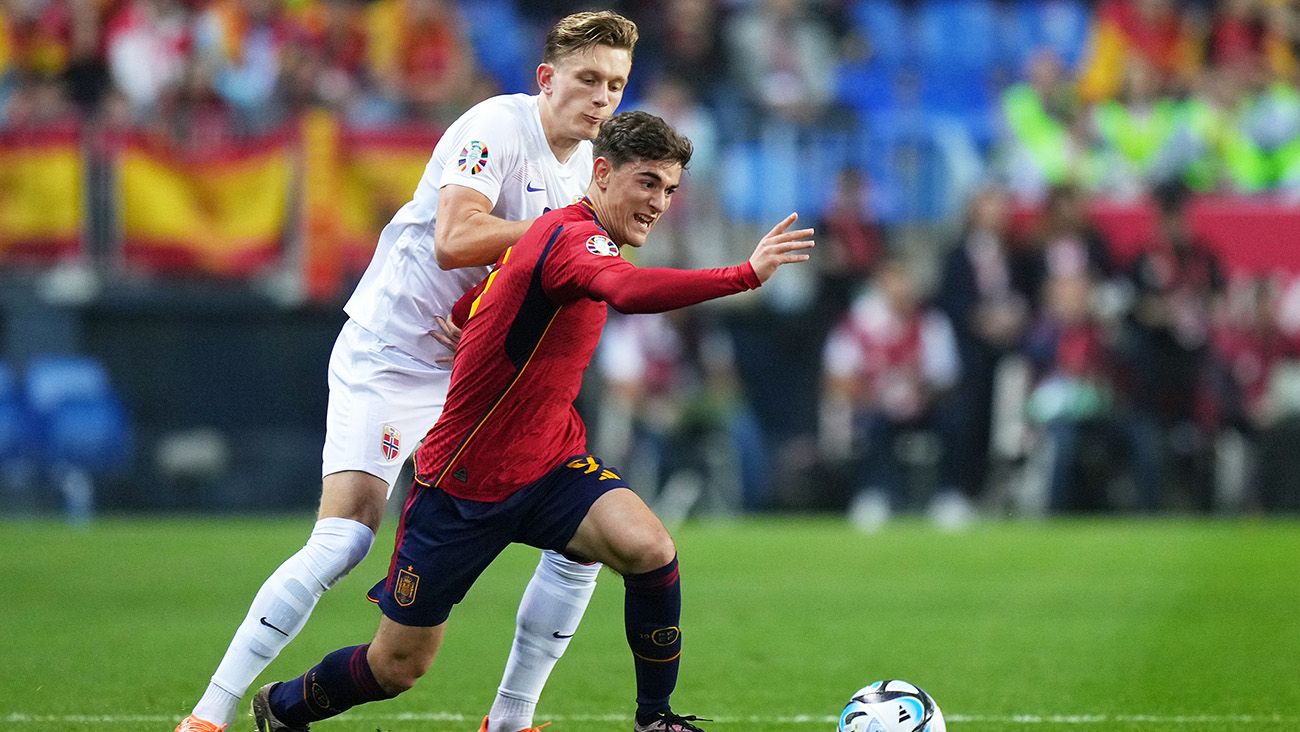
[837, 680, 947, 732]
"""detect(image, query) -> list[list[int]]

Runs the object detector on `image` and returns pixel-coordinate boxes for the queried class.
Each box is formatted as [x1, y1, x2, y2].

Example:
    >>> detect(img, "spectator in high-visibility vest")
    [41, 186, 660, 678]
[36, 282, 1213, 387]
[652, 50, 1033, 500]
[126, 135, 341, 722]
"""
[1179, 63, 1273, 193]
[998, 51, 1097, 201]
[1091, 57, 1186, 197]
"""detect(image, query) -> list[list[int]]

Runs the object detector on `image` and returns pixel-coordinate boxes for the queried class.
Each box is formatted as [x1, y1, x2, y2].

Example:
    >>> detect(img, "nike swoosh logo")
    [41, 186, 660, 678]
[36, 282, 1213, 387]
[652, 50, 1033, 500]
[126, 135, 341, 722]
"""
[552, 631, 575, 639]
[260, 617, 290, 637]
[526, 182, 545, 192]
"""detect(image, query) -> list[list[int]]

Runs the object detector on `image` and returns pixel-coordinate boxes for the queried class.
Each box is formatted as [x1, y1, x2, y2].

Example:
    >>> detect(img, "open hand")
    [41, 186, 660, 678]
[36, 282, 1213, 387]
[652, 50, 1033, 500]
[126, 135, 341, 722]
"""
[749, 212, 814, 283]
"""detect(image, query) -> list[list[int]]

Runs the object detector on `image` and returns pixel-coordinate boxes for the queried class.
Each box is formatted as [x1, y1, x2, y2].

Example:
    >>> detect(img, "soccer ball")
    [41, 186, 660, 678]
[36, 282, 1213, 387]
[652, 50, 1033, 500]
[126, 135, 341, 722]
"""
[837, 680, 947, 732]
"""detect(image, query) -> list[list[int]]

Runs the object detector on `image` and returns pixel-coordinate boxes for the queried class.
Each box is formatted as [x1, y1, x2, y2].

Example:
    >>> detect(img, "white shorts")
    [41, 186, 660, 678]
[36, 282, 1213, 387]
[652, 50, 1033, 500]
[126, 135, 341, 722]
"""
[322, 319, 451, 495]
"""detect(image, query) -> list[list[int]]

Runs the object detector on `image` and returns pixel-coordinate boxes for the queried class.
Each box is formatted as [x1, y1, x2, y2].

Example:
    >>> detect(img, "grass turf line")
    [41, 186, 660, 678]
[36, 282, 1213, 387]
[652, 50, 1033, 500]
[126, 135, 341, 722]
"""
[1, 516, 1297, 731]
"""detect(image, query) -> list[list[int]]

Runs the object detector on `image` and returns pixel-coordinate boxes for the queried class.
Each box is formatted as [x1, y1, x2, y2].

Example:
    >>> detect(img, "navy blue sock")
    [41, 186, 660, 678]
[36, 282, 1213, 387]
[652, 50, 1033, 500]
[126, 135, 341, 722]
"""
[624, 556, 682, 723]
[267, 644, 394, 726]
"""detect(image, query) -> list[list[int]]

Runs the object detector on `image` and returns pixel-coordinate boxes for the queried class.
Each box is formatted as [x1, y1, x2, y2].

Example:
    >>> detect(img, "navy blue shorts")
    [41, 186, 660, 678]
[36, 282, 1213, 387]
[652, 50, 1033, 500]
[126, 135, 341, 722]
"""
[368, 454, 629, 627]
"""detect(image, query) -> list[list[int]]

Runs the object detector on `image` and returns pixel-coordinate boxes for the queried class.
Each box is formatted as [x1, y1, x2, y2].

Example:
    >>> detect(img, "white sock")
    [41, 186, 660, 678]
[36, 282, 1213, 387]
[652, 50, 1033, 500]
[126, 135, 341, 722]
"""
[488, 551, 600, 732]
[190, 517, 374, 725]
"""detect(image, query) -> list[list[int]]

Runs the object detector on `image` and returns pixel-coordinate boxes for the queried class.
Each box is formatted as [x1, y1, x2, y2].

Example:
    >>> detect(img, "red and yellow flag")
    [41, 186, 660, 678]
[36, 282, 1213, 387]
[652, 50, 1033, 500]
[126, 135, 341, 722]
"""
[0, 127, 83, 263]
[115, 131, 292, 276]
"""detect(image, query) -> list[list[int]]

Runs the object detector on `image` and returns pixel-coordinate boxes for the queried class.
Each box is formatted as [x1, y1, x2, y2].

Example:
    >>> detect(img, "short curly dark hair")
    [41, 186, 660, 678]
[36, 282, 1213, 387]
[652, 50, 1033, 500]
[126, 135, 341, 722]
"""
[593, 111, 693, 171]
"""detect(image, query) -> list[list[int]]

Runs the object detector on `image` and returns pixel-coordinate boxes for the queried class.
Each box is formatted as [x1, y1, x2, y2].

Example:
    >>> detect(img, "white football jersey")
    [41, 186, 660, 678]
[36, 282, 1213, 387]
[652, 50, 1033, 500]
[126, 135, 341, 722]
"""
[344, 93, 593, 366]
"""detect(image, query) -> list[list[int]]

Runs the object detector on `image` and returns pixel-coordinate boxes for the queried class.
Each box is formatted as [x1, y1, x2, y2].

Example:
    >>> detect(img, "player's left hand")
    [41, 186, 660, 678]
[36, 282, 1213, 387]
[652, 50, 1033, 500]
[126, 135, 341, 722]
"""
[749, 212, 815, 283]
[429, 314, 462, 366]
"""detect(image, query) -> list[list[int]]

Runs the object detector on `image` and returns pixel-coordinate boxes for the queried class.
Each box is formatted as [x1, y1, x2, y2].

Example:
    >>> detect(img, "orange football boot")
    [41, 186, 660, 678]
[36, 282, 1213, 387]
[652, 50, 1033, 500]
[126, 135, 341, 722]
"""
[477, 716, 551, 732]
[174, 715, 227, 732]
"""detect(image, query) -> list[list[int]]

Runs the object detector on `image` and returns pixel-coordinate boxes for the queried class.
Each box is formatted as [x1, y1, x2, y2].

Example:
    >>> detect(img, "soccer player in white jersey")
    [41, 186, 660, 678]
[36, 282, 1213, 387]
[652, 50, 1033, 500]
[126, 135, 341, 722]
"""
[175, 11, 638, 732]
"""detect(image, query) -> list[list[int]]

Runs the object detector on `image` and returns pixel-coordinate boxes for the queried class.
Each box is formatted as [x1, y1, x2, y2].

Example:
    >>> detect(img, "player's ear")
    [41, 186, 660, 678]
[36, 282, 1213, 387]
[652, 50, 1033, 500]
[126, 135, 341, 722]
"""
[592, 157, 612, 190]
[537, 63, 554, 95]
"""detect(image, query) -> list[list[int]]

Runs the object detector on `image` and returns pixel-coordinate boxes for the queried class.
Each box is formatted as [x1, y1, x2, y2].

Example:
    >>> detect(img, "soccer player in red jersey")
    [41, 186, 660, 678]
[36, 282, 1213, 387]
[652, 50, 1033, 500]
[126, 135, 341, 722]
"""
[250, 111, 814, 732]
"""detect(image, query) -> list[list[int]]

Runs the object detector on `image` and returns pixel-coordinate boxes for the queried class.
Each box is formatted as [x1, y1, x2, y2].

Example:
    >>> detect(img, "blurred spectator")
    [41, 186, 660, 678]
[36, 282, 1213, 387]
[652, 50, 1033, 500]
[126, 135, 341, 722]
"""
[639, 74, 723, 270]
[1120, 181, 1225, 510]
[279, 0, 371, 116]
[935, 186, 1032, 511]
[998, 51, 1095, 200]
[192, 0, 291, 133]
[366, 0, 476, 126]
[820, 260, 961, 532]
[104, 0, 191, 120]
[595, 310, 770, 519]
[1179, 62, 1273, 193]
[1079, 0, 1202, 103]
[724, 0, 836, 126]
[647, 0, 725, 105]
[1028, 182, 1119, 288]
[1024, 274, 1161, 511]
[813, 166, 885, 322]
[1091, 57, 1187, 198]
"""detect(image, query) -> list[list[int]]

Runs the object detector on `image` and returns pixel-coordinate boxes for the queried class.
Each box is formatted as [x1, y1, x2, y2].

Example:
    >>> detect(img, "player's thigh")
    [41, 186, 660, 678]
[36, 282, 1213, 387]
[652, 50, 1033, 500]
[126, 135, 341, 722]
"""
[565, 487, 676, 575]
[323, 320, 449, 496]
[367, 614, 446, 692]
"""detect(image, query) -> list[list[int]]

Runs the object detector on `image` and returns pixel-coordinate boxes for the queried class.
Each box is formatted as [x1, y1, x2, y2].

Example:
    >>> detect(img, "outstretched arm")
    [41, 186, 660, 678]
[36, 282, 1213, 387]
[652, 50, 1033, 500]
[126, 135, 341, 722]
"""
[586, 212, 814, 313]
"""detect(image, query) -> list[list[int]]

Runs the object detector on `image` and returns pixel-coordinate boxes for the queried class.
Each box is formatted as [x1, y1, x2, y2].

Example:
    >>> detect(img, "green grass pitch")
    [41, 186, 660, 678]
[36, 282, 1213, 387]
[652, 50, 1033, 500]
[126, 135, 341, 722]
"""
[2, 516, 1298, 731]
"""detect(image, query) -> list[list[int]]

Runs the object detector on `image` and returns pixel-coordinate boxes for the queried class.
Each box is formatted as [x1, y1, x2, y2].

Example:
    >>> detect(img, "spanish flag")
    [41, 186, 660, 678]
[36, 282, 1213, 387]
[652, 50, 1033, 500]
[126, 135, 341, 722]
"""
[0, 127, 83, 263]
[115, 130, 292, 276]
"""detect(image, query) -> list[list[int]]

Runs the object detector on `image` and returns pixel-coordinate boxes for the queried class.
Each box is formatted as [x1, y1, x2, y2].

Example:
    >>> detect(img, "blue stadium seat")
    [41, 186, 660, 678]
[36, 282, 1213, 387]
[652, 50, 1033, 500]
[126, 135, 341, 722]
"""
[915, 0, 1001, 70]
[852, 0, 913, 66]
[25, 355, 132, 473]
[0, 362, 30, 463]
[1004, 0, 1090, 71]
[835, 61, 900, 114]
[459, 0, 533, 94]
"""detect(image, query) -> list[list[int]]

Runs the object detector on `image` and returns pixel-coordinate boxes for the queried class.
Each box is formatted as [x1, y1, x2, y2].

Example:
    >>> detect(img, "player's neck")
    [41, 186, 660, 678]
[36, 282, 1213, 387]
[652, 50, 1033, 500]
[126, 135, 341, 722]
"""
[538, 103, 581, 164]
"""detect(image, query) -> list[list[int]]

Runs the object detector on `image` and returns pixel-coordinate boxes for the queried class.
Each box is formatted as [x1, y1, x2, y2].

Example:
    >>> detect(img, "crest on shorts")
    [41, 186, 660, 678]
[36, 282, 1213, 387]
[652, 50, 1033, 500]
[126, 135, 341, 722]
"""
[458, 140, 489, 174]
[585, 235, 619, 257]
[395, 566, 420, 607]
[381, 424, 401, 462]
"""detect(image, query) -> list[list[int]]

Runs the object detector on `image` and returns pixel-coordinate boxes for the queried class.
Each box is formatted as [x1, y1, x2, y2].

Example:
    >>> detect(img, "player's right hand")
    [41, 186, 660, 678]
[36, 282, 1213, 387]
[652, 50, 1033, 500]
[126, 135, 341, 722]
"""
[749, 212, 814, 283]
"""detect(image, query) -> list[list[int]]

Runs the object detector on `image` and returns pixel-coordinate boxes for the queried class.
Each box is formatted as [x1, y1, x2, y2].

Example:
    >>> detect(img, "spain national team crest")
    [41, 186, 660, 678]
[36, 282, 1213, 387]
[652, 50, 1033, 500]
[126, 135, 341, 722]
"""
[381, 424, 401, 462]
[585, 235, 619, 257]
[395, 567, 420, 607]
[458, 140, 489, 174]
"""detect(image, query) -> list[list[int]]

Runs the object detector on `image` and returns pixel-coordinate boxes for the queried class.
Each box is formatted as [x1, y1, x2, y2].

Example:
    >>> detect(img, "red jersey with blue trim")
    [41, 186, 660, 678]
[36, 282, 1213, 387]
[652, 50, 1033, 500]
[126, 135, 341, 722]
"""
[415, 199, 761, 502]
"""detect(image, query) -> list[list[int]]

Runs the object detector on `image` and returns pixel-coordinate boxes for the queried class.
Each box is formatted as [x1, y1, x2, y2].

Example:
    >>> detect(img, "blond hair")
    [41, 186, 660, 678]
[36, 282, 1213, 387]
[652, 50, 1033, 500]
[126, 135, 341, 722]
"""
[543, 11, 639, 64]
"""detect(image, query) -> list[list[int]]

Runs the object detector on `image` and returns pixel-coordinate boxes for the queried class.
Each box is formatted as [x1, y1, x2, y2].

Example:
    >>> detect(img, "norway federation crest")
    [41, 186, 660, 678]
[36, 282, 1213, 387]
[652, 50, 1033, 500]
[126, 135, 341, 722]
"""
[585, 235, 619, 257]
[381, 424, 401, 462]
[458, 140, 489, 174]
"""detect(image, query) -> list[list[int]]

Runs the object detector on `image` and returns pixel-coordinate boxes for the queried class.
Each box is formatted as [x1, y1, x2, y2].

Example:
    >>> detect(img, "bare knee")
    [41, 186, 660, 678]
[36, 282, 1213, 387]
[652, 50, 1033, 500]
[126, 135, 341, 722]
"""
[618, 525, 677, 575]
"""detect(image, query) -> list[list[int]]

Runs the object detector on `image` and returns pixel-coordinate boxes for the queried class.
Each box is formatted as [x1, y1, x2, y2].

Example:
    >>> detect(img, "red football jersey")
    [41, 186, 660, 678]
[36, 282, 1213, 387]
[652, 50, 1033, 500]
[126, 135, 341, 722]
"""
[414, 198, 760, 501]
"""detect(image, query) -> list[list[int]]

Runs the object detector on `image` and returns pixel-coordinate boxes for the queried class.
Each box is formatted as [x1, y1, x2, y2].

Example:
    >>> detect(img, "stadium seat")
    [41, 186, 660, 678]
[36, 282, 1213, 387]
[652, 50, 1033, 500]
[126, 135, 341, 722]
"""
[458, 0, 532, 94]
[24, 355, 132, 474]
[851, 0, 913, 67]
[835, 61, 900, 114]
[1004, 0, 1090, 71]
[0, 362, 30, 463]
[915, 0, 1000, 70]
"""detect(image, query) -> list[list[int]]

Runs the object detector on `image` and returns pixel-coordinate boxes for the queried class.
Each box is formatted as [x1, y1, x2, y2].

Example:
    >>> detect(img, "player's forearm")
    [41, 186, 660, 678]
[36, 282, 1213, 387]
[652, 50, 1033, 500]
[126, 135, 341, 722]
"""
[435, 213, 534, 270]
[588, 263, 761, 314]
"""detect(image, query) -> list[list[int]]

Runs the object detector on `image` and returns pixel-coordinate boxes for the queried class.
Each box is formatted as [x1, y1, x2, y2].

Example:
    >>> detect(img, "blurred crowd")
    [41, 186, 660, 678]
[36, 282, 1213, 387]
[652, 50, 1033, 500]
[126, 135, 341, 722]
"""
[4, 0, 1300, 520]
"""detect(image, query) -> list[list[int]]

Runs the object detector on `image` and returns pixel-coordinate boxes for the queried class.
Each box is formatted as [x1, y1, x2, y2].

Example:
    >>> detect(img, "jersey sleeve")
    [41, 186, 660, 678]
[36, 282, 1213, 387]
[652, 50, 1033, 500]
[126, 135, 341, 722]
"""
[436, 104, 525, 206]
[542, 223, 761, 312]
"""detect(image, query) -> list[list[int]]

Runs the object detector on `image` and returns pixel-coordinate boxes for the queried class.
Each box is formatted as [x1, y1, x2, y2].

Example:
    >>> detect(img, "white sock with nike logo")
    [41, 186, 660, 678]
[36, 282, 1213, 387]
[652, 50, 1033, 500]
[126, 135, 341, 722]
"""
[190, 517, 374, 725]
[488, 551, 600, 732]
